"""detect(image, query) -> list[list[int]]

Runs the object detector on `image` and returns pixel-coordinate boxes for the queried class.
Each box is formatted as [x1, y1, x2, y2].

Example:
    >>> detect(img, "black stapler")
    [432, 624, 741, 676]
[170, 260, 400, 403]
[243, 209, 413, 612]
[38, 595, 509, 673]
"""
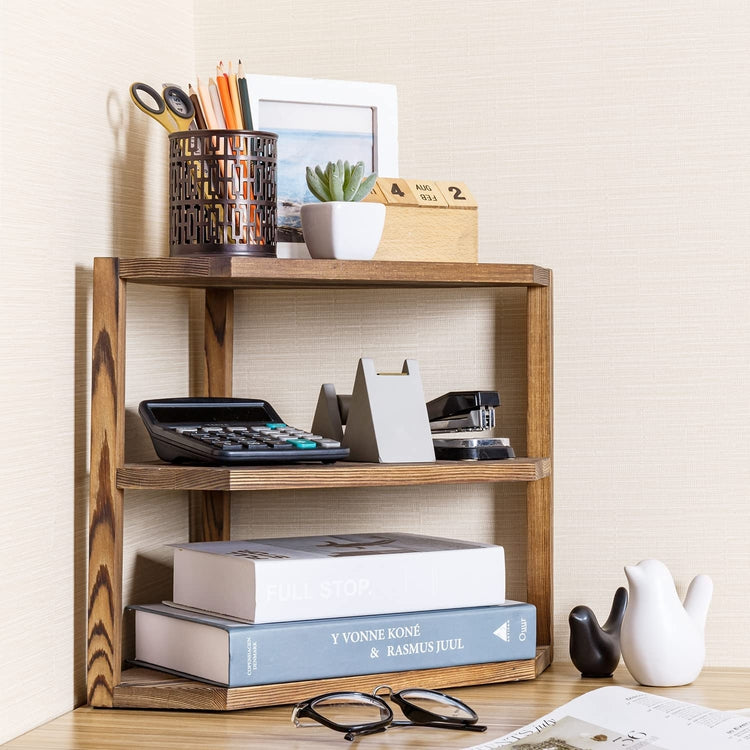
[426, 391, 515, 461]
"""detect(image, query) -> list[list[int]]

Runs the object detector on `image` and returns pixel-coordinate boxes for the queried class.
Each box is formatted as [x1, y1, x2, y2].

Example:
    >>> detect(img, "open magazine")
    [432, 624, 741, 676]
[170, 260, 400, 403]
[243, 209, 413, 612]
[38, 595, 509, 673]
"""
[466, 686, 750, 749]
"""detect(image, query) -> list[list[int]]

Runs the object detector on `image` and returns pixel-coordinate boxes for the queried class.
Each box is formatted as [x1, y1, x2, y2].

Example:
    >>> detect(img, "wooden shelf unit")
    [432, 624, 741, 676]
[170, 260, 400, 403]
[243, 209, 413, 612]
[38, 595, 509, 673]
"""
[87, 256, 553, 711]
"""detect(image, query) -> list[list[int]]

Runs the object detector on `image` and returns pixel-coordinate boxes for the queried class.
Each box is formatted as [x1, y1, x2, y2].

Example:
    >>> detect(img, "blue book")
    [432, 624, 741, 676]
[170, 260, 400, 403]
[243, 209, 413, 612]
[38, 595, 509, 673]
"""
[129, 601, 536, 687]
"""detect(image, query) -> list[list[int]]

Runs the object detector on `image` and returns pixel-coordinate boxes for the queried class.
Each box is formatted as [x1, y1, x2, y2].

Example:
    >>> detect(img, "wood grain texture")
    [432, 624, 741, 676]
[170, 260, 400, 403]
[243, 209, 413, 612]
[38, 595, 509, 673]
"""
[111, 649, 547, 711]
[6, 664, 749, 749]
[189, 288, 234, 543]
[87, 258, 126, 708]
[526, 281, 554, 654]
[118, 458, 551, 491]
[189, 490, 231, 542]
[114, 257, 550, 288]
[202, 289, 234, 396]
[374, 206, 478, 263]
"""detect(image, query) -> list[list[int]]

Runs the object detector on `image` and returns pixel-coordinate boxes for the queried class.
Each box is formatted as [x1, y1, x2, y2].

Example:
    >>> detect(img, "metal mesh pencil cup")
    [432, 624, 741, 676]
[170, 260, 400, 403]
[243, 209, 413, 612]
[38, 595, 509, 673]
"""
[168, 130, 277, 257]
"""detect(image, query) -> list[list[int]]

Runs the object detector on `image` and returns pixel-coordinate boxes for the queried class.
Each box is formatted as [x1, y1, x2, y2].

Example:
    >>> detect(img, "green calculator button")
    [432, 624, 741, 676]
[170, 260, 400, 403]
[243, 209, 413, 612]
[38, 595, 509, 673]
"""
[265, 422, 287, 429]
[287, 438, 317, 449]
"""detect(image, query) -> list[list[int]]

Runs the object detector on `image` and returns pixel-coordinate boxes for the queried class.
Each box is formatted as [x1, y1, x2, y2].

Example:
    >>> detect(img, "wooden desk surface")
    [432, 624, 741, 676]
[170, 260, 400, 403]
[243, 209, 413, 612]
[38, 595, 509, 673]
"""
[7, 663, 750, 749]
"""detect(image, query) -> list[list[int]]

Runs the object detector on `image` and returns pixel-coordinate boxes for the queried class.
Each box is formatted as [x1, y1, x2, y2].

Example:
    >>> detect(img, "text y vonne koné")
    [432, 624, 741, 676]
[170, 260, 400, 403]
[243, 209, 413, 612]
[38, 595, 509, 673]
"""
[330, 622, 465, 656]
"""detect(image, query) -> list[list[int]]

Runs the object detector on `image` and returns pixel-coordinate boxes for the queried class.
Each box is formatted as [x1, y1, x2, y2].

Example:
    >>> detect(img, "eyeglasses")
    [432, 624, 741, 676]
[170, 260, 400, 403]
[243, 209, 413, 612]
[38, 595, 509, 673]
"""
[291, 684, 487, 741]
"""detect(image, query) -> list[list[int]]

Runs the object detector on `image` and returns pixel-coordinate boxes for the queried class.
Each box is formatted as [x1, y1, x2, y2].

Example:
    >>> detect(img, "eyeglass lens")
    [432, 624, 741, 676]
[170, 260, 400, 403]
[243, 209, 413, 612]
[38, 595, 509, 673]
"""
[311, 693, 389, 727]
[397, 688, 477, 721]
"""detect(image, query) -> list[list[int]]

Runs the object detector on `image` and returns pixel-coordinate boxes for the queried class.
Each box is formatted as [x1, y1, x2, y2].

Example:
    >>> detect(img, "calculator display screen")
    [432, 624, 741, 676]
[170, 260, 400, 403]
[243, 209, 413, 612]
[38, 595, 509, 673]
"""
[150, 404, 271, 424]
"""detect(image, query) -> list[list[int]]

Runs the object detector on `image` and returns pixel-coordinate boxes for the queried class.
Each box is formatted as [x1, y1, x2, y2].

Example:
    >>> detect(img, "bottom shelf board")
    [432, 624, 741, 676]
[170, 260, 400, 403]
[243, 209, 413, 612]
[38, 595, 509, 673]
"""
[111, 646, 551, 711]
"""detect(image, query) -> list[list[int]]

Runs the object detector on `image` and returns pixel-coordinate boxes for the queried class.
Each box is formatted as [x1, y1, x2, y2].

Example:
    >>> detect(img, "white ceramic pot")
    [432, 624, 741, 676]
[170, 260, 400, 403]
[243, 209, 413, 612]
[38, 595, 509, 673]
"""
[620, 559, 713, 687]
[300, 201, 386, 260]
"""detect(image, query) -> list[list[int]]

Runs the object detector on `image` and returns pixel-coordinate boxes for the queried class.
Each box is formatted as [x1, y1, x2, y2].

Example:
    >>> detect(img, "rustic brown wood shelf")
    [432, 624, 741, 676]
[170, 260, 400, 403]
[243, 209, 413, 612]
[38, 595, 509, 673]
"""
[113, 647, 551, 711]
[88, 257, 553, 712]
[117, 457, 551, 491]
[116, 256, 550, 289]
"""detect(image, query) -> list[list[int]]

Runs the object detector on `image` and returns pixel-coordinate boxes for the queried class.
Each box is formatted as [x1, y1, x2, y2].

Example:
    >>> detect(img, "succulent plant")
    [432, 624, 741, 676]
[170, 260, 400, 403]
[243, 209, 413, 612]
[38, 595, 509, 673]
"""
[305, 160, 378, 202]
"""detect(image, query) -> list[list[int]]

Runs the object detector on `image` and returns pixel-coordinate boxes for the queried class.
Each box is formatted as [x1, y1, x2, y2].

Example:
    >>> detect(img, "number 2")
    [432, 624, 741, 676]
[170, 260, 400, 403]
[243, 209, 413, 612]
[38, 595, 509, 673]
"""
[448, 186, 466, 201]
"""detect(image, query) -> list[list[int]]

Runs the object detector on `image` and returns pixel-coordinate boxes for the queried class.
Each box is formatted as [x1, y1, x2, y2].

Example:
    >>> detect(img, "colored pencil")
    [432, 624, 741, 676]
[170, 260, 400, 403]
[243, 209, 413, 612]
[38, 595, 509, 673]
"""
[188, 84, 207, 129]
[237, 60, 253, 130]
[208, 77, 227, 128]
[216, 62, 236, 129]
[227, 61, 245, 129]
[197, 76, 219, 130]
[236, 60, 259, 238]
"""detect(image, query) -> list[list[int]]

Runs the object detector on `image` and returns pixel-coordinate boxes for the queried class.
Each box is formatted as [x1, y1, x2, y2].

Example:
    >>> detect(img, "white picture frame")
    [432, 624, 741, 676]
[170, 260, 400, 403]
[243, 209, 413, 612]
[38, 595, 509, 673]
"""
[245, 74, 399, 258]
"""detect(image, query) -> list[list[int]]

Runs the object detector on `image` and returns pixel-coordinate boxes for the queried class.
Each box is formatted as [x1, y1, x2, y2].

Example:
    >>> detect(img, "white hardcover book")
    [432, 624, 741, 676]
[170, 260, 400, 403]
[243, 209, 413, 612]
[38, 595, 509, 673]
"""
[172, 532, 505, 623]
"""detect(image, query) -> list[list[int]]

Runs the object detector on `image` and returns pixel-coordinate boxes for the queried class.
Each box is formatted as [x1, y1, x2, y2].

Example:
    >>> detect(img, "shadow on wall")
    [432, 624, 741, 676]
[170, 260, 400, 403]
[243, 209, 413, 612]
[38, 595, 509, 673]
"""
[492, 287, 528, 603]
[105, 87, 203, 397]
[106, 90, 169, 258]
[122, 554, 174, 661]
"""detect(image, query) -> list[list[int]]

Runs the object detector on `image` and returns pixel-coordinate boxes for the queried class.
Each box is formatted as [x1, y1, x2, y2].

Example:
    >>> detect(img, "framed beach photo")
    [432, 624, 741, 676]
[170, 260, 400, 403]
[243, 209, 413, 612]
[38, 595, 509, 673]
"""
[245, 75, 399, 258]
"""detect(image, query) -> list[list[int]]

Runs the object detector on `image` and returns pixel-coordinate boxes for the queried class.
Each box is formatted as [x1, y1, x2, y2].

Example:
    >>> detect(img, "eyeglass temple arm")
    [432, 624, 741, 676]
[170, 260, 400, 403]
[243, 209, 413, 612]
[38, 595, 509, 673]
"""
[390, 719, 487, 732]
[344, 725, 388, 741]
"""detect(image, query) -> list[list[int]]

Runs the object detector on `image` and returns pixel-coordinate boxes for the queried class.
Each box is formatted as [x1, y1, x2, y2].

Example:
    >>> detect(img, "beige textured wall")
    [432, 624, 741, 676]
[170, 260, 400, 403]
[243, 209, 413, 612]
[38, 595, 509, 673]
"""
[0, 1, 195, 742]
[194, 0, 750, 666]
[2, 0, 749, 743]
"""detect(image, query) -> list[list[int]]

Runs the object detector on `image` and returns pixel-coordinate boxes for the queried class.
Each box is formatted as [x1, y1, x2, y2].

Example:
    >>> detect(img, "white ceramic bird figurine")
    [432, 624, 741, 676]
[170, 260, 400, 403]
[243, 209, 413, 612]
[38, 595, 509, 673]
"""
[620, 559, 713, 686]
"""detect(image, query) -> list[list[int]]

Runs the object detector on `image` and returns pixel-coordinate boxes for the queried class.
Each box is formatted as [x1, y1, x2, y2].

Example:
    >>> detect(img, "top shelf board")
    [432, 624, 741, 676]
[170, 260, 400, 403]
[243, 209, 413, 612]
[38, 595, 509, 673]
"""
[111, 257, 551, 290]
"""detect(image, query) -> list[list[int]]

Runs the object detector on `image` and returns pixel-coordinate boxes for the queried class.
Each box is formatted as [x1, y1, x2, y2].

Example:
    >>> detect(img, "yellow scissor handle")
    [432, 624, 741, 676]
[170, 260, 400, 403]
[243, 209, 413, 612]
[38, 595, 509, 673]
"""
[129, 82, 194, 133]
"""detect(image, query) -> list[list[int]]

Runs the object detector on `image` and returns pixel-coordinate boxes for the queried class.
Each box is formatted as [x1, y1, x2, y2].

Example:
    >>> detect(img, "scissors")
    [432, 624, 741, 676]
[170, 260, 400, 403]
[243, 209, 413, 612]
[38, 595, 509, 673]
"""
[129, 82, 195, 133]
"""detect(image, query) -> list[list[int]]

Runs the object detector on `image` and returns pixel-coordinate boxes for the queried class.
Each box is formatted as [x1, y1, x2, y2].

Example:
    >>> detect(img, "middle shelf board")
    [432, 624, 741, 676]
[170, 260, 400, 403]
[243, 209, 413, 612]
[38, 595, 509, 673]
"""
[117, 458, 551, 492]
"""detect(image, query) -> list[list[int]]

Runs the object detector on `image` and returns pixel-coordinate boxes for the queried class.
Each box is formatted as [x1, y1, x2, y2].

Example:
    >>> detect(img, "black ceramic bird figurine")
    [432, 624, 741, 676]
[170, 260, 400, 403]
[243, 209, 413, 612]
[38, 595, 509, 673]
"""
[569, 586, 628, 678]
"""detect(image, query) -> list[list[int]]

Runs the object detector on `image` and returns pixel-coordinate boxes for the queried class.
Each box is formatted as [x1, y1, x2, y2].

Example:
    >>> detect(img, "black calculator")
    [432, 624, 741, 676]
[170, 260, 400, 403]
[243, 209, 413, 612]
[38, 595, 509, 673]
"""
[139, 398, 349, 465]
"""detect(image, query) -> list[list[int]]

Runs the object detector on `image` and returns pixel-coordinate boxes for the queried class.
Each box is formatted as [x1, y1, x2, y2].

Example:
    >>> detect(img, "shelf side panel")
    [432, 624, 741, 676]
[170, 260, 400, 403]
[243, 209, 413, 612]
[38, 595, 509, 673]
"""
[88, 258, 127, 707]
[526, 281, 554, 657]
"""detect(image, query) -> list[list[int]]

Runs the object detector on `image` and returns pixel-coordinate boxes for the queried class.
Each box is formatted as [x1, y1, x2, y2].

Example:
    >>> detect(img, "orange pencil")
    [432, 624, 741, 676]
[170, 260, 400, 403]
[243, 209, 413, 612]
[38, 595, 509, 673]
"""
[216, 62, 236, 129]
[227, 61, 245, 129]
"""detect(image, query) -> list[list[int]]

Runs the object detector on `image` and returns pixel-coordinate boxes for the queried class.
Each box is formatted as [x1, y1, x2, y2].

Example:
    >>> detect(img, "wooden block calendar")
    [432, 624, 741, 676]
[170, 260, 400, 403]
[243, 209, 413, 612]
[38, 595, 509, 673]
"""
[363, 178, 478, 263]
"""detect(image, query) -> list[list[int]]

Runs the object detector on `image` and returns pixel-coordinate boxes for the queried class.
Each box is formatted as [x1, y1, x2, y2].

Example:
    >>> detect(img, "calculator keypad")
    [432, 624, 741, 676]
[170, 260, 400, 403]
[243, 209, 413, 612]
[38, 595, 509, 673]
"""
[168, 423, 341, 454]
